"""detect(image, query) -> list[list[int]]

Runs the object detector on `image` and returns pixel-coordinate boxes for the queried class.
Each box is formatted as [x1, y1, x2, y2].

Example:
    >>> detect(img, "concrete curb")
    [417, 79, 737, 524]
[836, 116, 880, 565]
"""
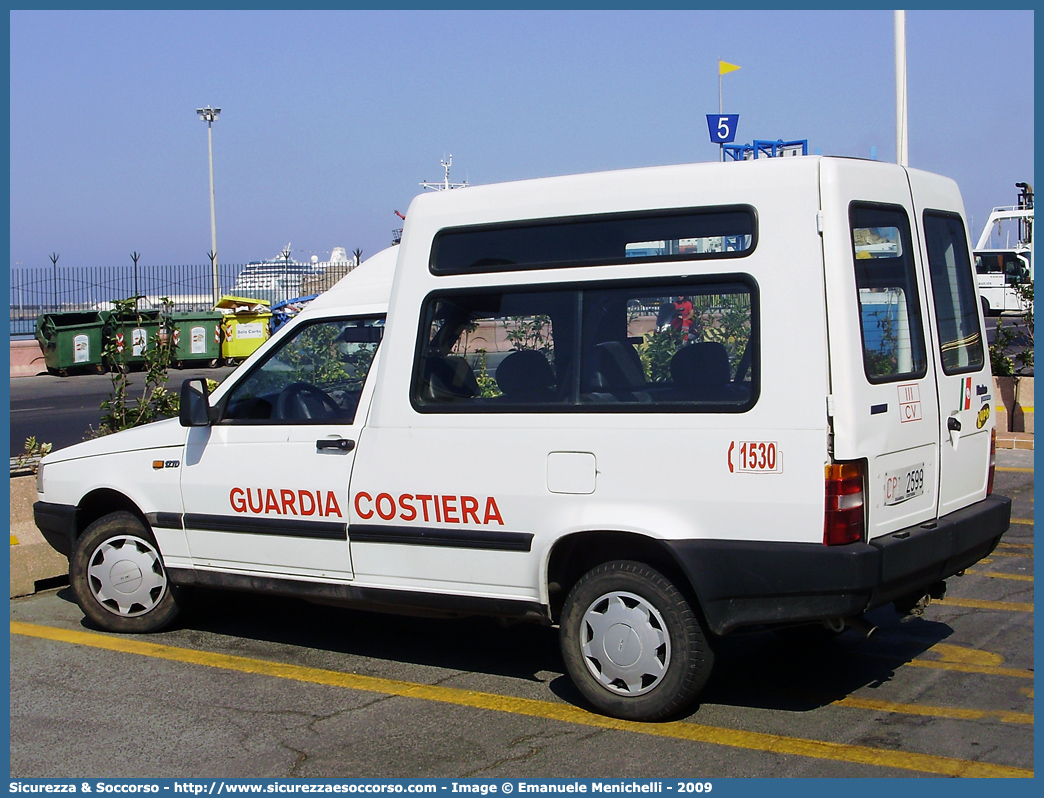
[996, 431, 1035, 450]
[10, 474, 69, 598]
[10, 339, 47, 378]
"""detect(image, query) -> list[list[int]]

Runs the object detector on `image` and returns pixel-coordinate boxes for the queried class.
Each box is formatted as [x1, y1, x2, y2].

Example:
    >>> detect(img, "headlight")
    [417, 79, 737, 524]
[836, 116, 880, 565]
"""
[36, 462, 45, 494]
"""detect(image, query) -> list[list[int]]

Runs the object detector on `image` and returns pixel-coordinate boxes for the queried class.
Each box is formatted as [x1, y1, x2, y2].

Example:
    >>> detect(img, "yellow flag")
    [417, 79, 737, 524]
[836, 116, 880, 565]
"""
[719, 60, 741, 75]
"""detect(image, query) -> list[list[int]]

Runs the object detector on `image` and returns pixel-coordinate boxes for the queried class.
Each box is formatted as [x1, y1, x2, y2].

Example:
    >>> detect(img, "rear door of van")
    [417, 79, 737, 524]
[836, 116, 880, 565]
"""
[820, 159, 941, 539]
[906, 170, 993, 517]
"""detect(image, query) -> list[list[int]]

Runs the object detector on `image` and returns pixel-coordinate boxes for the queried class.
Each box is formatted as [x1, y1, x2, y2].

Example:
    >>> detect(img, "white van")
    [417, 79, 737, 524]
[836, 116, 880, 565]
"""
[35, 156, 1011, 721]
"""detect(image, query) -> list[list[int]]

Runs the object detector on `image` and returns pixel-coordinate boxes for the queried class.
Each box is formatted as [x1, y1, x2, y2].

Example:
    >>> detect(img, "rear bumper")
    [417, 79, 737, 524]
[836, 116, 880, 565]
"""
[666, 494, 1012, 635]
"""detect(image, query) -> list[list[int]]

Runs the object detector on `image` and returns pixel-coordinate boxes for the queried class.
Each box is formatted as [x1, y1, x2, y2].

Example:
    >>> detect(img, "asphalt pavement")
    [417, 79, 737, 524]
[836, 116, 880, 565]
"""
[9, 451, 1034, 777]
[9, 365, 235, 457]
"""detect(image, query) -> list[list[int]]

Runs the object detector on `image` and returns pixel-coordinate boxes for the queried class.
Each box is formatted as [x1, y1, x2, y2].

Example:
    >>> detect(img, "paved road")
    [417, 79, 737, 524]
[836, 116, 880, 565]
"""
[9, 366, 235, 457]
[9, 451, 1034, 778]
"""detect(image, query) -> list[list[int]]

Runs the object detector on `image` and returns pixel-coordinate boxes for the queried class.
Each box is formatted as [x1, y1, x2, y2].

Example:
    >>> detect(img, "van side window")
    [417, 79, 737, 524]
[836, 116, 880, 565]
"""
[923, 211, 984, 374]
[849, 203, 928, 383]
[581, 282, 755, 409]
[430, 207, 755, 274]
[414, 290, 573, 407]
[222, 317, 383, 423]
[412, 279, 757, 413]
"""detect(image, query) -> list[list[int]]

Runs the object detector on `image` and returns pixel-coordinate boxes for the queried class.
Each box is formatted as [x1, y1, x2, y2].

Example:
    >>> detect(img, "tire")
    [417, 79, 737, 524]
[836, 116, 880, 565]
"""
[70, 511, 181, 633]
[559, 560, 713, 721]
[981, 296, 990, 317]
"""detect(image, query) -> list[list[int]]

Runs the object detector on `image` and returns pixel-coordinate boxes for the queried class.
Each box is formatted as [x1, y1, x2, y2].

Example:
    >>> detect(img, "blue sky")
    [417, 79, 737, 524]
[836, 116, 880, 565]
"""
[8, 9, 1035, 270]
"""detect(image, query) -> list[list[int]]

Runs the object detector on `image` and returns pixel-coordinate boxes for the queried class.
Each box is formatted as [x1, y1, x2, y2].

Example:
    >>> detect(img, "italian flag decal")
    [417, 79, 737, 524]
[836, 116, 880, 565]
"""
[959, 376, 972, 410]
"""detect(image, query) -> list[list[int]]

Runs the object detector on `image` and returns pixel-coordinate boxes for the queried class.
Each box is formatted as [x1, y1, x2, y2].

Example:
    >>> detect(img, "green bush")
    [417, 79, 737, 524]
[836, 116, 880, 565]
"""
[989, 281, 1034, 377]
[94, 297, 179, 436]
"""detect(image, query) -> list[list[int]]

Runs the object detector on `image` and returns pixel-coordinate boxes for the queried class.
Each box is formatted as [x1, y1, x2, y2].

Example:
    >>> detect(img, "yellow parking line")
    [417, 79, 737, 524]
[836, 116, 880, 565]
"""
[966, 570, 1033, 582]
[934, 597, 1033, 613]
[835, 696, 1032, 724]
[996, 467, 1033, 473]
[997, 542, 1033, 549]
[10, 621, 1031, 779]
[927, 642, 1004, 667]
[906, 659, 1034, 679]
[869, 642, 1033, 679]
[1010, 518, 1033, 525]
[10, 536, 19, 546]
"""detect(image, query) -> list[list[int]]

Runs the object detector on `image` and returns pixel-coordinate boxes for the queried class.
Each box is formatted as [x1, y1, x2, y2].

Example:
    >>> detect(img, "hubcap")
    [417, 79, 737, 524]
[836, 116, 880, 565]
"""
[580, 590, 671, 696]
[87, 535, 167, 617]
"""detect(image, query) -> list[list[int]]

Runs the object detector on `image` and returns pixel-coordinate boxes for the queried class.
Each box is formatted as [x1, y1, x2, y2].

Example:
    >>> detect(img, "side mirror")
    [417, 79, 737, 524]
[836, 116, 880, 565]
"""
[179, 378, 212, 427]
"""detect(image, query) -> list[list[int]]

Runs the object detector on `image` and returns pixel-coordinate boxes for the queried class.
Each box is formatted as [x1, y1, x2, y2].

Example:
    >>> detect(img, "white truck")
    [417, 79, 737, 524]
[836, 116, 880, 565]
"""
[974, 182, 1033, 316]
[974, 249, 1032, 315]
[35, 156, 1011, 721]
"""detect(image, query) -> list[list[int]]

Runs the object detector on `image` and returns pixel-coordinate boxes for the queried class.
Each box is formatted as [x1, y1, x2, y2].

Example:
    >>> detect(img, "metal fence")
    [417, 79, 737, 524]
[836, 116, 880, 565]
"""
[9, 260, 356, 336]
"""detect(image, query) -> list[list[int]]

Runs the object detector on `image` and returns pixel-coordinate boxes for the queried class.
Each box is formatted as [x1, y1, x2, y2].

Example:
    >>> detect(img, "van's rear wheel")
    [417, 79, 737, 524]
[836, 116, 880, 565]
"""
[559, 561, 713, 721]
[70, 511, 181, 633]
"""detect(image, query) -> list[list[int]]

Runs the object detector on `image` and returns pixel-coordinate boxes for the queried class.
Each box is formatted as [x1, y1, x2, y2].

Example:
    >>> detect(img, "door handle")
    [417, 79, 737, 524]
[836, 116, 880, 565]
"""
[316, 438, 355, 452]
[947, 417, 962, 432]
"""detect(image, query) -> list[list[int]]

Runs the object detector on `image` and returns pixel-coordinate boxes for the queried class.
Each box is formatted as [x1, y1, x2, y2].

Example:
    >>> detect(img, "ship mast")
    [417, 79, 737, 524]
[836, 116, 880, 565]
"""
[421, 155, 468, 191]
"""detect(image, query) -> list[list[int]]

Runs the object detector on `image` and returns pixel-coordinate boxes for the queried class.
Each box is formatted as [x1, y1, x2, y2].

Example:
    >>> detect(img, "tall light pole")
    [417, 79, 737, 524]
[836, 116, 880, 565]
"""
[894, 11, 909, 167]
[197, 105, 221, 304]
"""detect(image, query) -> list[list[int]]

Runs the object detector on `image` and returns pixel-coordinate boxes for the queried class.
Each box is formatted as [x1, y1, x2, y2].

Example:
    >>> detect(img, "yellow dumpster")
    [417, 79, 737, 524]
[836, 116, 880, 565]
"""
[215, 295, 272, 362]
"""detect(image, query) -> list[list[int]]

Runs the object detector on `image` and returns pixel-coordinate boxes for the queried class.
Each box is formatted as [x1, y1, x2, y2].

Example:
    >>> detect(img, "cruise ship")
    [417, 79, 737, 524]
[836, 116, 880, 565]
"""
[232, 245, 352, 302]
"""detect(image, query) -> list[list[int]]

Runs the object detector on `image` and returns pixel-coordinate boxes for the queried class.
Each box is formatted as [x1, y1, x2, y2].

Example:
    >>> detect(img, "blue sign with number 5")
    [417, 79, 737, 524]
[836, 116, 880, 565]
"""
[706, 114, 739, 144]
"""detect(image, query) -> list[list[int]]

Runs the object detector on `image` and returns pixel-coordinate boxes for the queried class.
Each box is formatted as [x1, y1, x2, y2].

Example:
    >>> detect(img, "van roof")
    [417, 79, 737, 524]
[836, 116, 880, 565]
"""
[401, 155, 890, 225]
[301, 245, 397, 315]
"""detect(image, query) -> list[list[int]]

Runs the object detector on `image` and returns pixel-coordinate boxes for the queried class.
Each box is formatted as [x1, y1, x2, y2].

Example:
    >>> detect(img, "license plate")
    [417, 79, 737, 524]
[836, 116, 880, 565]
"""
[884, 464, 926, 506]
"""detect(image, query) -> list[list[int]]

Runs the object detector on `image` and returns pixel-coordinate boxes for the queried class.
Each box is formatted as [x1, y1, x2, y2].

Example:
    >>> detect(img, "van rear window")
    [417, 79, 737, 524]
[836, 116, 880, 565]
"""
[849, 203, 928, 383]
[923, 211, 984, 374]
[429, 207, 755, 274]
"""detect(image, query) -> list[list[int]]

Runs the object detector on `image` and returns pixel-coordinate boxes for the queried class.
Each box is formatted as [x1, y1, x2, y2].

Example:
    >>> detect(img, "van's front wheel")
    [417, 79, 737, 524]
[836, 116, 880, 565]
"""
[559, 561, 713, 721]
[70, 512, 181, 633]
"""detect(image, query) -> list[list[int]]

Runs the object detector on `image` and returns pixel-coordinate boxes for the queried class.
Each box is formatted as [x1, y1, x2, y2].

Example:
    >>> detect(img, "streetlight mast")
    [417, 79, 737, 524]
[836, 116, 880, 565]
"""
[894, 12, 909, 167]
[197, 105, 221, 304]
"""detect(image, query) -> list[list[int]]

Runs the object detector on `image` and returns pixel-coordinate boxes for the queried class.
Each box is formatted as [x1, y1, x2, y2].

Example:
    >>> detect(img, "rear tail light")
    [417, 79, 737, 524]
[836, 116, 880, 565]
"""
[825, 460, 865, 545]
[987, 428, 997, 495]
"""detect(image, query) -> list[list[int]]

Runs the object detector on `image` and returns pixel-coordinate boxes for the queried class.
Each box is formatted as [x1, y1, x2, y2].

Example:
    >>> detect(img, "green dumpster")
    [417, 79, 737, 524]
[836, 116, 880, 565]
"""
[104, 308, 163, 372]
[34, 311, 107, 376]
[170, 311, 223, 368]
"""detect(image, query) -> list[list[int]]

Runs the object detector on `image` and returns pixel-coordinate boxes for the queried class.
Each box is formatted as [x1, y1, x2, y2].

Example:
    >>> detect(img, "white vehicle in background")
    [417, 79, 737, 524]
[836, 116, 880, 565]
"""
[974, 182, 1033, 316]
